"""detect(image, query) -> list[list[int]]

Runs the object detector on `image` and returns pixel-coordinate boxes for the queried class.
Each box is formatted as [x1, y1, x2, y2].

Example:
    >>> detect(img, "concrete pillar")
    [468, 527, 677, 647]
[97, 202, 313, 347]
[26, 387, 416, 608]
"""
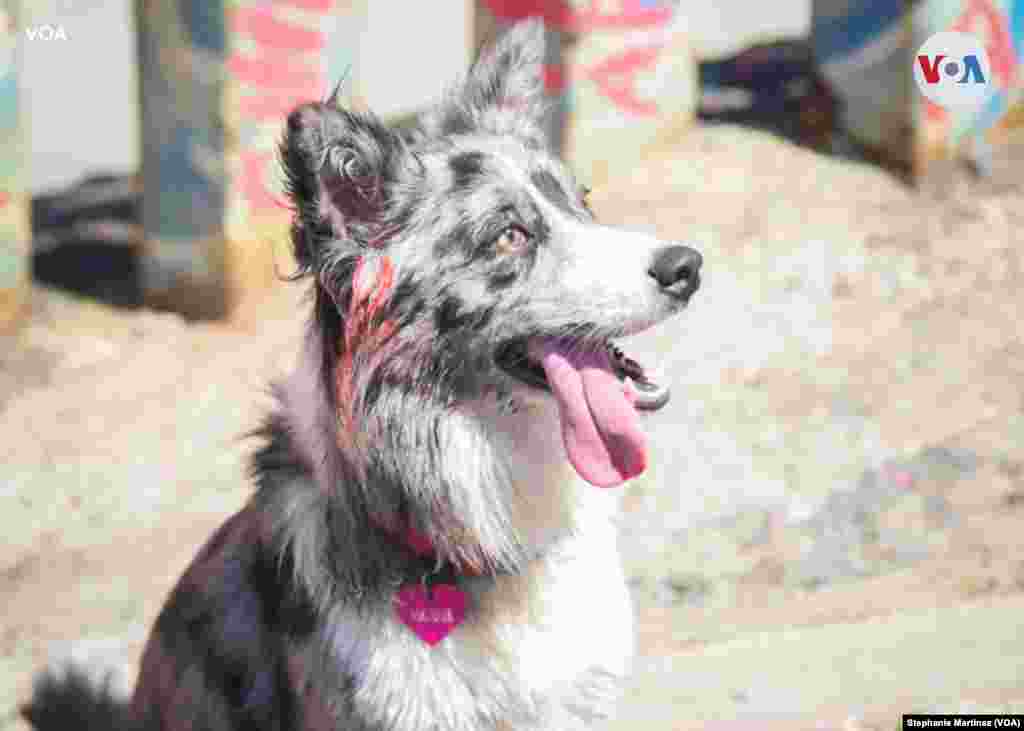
[0, 0, 30, 331]
[135, 0, 335, 319]
[474, 1, 697, 188]
[910, 0, 1024, 179]
[812, 0, 1024, 181]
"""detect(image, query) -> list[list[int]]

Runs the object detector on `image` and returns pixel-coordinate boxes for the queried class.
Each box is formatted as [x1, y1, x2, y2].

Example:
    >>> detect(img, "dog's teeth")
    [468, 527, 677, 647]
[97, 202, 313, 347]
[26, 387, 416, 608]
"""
[640, 364, 666, 386]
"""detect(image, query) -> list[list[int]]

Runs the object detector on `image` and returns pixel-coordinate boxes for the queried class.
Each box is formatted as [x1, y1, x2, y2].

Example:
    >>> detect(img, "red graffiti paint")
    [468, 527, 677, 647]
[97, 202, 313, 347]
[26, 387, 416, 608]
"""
[276, 0, 333, 12]
[481, 0, 673, 115]
[480, 0, 569, 29]
[238, 151, 281, 213]
[237, 93, 313, 122]
[543, 63, 567, 93]
[925, 99, 948, 122]
[230, 5, 329, 212]
[228, 55, 324, 91]
[229, 6, 324, 53]
[481, 0, 672, 32]
[586, 45, 661, 117]
[925, 1, 1020, 129]
[0, 191, 8, 208]
[570, 0, 673, 31]
[951, 0, 1018, 87]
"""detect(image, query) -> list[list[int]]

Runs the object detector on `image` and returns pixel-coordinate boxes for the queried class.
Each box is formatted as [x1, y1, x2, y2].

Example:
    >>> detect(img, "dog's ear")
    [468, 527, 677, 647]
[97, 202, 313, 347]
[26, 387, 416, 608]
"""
[467, 18, 546, 115]
[424, 18, 548, 140]
[280, 102, 410, 270]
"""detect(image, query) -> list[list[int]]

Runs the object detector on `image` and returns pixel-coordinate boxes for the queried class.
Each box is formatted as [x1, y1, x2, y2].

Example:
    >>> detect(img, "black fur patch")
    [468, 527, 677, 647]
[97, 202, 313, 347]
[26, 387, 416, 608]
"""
[249, 546, 318, 639]
[435, 218, 476, 258]
[21, 667, 139, 731]
[389, 276, 423, 320]
[487, 268, 520, 291]
[435, 295, 473, 334]
[474, 305, 496, 330]
[449, 151, 487, 192]
[530, 169, 574, 214]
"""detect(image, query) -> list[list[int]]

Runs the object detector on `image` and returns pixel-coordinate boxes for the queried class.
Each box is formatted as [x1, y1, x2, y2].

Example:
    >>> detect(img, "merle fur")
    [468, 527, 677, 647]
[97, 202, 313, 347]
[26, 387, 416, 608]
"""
[23, 19, 624, 731]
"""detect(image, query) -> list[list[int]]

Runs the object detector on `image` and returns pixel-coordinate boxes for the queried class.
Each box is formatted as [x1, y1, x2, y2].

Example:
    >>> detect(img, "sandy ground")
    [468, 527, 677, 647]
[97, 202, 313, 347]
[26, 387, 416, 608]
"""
[2, 126, 1022, 729]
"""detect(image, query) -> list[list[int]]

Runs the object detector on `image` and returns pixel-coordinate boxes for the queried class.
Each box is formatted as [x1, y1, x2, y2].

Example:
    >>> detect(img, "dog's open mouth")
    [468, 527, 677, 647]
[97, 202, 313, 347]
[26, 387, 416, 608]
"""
[495, 337, 671, 488]
[496, 339, 670, 410]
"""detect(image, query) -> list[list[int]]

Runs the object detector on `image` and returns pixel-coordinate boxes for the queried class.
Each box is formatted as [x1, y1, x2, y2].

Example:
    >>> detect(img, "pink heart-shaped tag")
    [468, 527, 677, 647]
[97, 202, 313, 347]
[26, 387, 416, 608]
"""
[394, 584, 466, 646]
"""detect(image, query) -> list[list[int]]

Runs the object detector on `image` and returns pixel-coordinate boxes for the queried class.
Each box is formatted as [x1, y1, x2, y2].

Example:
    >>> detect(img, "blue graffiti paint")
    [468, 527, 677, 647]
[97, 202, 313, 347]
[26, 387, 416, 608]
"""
[0, 72, 17, 135]
[812, 0, 905, 63]
[180, 0, 226, 54]
[1012, 0, 1024, 58]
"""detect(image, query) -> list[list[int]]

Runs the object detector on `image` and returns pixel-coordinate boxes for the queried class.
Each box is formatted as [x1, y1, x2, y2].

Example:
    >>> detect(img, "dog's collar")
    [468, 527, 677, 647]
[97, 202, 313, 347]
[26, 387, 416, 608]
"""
[371, 514, 490, 579]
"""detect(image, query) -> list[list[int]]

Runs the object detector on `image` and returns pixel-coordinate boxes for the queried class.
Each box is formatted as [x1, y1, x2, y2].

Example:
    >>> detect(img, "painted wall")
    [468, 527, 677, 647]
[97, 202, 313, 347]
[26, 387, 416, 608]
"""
[913, 0, 1024, 163]
[1, 0, 29, 328]
[812, 0, 1023, 170]
[813, 0, 912, 163]
[477, 0, 700, 186]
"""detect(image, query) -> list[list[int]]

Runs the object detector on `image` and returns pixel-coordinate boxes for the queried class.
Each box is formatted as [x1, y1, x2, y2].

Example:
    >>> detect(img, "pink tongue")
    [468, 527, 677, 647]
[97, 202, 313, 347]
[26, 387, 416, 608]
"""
[531, 340, 647, 488]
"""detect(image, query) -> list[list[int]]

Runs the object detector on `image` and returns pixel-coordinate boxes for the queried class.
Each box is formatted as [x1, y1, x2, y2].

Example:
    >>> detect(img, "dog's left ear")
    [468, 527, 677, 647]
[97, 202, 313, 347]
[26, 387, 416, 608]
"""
[426, 18, 548, 139]
[281, 102, 412, 271]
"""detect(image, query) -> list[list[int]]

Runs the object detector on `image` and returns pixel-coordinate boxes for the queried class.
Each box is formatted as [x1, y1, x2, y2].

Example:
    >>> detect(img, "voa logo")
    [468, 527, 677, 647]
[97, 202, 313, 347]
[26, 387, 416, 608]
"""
[913, 31, 992, 110]
[25, 25, 69, 42]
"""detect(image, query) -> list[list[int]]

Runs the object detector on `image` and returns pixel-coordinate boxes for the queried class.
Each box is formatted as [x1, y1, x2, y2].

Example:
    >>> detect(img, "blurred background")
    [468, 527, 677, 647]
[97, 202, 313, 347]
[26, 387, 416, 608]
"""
[1, 1, 1022, 728]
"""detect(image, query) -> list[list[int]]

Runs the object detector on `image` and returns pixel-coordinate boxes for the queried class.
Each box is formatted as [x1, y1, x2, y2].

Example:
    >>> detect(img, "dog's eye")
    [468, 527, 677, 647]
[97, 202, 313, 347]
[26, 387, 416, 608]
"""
[494, 225, 531, 255]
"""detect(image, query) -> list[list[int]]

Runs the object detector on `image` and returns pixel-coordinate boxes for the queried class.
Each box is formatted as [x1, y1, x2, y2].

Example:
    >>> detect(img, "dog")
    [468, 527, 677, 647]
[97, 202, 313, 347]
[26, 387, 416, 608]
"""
[22, 19, 702, 731]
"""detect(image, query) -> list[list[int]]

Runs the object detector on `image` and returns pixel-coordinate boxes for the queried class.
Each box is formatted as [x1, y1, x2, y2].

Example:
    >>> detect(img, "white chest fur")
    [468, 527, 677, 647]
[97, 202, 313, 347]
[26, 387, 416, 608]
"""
[323, 501, 634, 731]
[290, 364, 638, 729]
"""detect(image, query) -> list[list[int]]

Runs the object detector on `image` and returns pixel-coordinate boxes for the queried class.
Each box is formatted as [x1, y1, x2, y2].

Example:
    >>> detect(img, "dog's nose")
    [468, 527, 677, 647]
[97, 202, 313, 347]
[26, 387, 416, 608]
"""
[648, 245, 702, 299]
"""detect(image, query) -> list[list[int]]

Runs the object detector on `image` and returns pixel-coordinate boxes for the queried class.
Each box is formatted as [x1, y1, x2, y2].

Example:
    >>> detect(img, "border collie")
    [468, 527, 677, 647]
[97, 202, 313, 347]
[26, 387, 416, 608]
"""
[24, 19, 702, 731]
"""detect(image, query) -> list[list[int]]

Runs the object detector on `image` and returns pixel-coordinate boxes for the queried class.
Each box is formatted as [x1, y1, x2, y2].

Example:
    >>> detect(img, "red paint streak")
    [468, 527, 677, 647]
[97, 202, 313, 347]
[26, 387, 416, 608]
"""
[586, 45, 661, 117]
[276, 0, 333, 12]
[337, 255, 397, 431]
[348, 257, 395, 351]
[229, 6, 324, 52]
[0, 191, 9, 207]
[228, 54, 324, 91]
[335, 354, 357, 434]
[952, 0, 1018, 86]
[481, 0, 672, 32]
[543, 63, 567, 93]
[239, 151, 280, 213]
